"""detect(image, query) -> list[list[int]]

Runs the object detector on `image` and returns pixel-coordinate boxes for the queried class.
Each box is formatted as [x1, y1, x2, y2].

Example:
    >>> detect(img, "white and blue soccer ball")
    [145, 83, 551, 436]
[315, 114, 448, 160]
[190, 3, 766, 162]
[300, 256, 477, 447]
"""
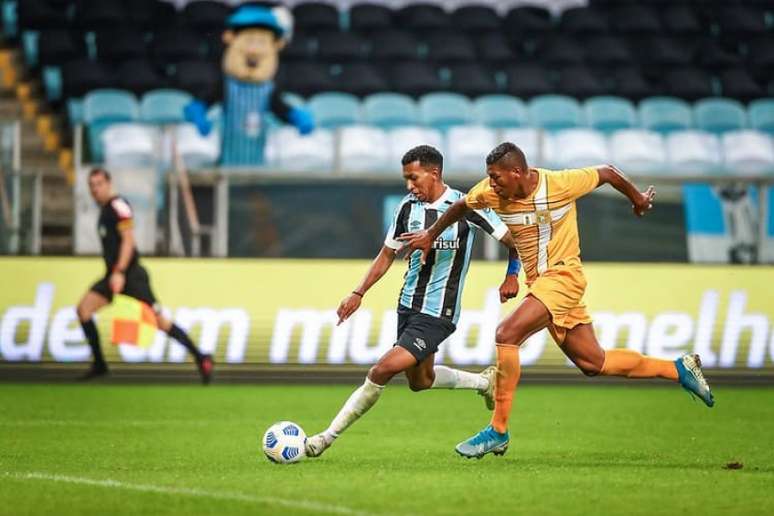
[262, 421, 306, 464]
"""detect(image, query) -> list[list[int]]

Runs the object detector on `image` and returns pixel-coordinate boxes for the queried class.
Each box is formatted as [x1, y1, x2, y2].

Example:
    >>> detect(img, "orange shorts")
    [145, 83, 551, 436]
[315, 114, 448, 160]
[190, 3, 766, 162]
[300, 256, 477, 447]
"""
[527, 263, 592, 345]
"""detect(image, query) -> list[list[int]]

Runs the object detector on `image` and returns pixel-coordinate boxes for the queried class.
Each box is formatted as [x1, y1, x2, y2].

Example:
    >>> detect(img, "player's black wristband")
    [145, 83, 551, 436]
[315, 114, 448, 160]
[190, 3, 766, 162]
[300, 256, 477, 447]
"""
[352, 291, 364, 298]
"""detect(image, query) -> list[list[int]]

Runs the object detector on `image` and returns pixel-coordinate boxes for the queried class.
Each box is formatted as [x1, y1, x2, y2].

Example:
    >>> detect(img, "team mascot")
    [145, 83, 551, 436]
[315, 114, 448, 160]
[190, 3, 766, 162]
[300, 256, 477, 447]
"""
[184, 4, 314, 166]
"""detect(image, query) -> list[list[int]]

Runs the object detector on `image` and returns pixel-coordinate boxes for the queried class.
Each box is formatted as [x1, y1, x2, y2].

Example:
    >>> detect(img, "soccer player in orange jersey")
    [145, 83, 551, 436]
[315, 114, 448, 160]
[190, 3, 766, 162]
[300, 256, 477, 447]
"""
[398, 142, 714, 459]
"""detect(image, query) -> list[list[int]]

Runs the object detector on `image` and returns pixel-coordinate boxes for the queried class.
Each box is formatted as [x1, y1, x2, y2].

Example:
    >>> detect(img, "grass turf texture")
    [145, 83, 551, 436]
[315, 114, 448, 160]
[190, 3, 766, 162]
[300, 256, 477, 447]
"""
[1, 384, 772, 516]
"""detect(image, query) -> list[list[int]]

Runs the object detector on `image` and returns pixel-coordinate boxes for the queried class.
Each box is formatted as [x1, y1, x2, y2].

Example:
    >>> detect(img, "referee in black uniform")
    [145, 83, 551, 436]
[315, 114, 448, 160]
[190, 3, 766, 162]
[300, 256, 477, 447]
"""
[76, 168, 214, 383]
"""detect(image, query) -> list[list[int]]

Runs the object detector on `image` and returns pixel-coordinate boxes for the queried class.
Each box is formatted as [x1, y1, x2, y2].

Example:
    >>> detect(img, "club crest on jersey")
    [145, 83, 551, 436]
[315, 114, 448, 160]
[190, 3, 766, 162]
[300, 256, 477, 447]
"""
[432, 238, 460, 250]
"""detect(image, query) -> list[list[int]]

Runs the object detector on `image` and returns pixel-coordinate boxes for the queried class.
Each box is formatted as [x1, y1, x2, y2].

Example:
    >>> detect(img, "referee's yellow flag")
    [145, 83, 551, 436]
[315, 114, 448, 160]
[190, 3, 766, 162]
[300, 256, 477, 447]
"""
[110, 294, 157, 348]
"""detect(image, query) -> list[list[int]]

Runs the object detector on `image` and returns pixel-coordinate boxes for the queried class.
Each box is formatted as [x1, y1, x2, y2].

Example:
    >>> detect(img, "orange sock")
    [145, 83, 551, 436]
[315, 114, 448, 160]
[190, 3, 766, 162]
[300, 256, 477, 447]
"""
[490, 344, 521, 433]
[600, 349, 678, 380]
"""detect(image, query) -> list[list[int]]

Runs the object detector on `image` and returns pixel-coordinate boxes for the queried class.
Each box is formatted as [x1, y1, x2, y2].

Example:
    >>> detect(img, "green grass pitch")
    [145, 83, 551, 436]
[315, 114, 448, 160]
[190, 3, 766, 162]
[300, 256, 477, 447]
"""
[1, 383, 773, 515]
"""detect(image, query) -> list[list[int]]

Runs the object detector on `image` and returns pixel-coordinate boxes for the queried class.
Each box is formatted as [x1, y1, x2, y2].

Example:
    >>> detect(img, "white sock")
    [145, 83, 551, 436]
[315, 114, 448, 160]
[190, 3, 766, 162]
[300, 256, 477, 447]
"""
[323, 377, 384, 440]
[431, 365, 488, 390]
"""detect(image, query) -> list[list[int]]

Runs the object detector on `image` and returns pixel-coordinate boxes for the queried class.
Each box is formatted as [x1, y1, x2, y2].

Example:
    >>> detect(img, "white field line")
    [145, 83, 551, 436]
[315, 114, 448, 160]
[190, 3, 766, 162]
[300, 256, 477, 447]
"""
[0, 420, 215, 427]
[3, 471, 375, 516]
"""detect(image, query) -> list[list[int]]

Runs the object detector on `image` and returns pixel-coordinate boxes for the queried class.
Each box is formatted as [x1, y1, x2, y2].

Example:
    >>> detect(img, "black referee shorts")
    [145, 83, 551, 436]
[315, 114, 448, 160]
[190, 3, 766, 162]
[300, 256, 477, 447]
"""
[90, 265, 158, 309]
[395, 305, 456, 363]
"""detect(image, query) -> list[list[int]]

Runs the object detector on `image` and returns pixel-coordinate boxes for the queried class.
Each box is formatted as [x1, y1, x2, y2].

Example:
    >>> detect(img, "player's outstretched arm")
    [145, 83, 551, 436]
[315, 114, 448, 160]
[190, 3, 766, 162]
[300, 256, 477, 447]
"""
[337, 245, 397, 325]
[397, 198, 471, 264]
[596, 164, 656, 217]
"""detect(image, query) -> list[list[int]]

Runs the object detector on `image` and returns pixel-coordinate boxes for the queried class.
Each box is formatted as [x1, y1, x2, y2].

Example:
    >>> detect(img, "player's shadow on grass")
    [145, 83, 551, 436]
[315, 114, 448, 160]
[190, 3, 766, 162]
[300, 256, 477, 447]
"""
[513, 457, 774, 473]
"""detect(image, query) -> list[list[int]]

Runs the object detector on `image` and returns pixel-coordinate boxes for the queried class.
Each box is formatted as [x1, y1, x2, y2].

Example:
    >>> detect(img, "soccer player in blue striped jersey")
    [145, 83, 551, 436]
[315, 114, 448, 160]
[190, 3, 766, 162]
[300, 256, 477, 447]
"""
[305, 145, 520, 458]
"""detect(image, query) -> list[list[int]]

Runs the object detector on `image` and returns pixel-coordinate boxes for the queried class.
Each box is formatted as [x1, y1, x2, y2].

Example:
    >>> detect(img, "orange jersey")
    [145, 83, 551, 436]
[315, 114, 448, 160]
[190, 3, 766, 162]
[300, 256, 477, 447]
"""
[465, 167, 599, 284]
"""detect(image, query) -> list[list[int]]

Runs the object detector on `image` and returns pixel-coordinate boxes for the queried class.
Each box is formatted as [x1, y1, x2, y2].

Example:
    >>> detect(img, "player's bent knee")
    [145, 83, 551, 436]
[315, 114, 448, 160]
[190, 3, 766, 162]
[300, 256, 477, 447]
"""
[495, 324, 523, 346]
[578, 360, 602, 377]
[408, 378, 432, 392]
[368, 364, 395, 385]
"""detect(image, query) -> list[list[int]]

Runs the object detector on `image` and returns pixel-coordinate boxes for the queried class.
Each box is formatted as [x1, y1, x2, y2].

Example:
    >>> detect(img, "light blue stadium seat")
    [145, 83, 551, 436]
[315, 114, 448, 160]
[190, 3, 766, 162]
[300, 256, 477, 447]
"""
[2, 0, 18, 39]
[140, 89, 194, 125]
[528, 95, 584, 131]
[473, 95, 527, 128]
[42, 65, 62, 102]
[419, 92, 474, 131]
[748, 98, 774, 134]
[693, 97, 747, 134]
[282, 92, 305, 108]
[639, 96, 692, 134]
[584, 96, 637, 133]
[307, 91, 361, 128]
[67, 98, 84, 126]
[363, 93, 419, 129]
[21, 30, 39, 69]
[84, 89, 140, 163]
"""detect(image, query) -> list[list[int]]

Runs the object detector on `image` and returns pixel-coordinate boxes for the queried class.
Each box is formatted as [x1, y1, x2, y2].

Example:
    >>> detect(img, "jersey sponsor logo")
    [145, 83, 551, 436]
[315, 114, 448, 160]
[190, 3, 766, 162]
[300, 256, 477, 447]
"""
[409, 220, 422, 231]
[111, 198, 133, 220]
[432, 238, 460, 250]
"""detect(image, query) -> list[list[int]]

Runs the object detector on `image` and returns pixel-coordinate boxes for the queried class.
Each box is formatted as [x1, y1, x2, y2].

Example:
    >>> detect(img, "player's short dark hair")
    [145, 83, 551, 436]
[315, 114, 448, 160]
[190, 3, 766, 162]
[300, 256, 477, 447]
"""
[89, 168, 111, 181]
[401, 145, 443, 173]
[486, 142, 527, 170]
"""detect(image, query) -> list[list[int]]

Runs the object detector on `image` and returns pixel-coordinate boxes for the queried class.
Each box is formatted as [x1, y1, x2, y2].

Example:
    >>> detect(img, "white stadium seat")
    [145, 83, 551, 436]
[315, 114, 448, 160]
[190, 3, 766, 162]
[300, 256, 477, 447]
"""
[666, 130, 722, 174]
[445, 125, 497, 175]
[387, 126, 444, 168]
[171, 123, 221, 170]
[500, 127, 546, 166]
[269, 126, 335, 173]
[609, 129, 668, 174]
[102, 123, 159, 169]
[548, 128, 609, 169]
[721, 130, 774, 174]
[338, 125, 391, 173]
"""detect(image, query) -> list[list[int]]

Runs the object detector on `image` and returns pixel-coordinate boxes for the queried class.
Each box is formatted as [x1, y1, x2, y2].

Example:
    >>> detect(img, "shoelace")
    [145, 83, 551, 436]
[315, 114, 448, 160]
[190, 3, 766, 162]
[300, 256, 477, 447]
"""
[686, 357, 709, 389]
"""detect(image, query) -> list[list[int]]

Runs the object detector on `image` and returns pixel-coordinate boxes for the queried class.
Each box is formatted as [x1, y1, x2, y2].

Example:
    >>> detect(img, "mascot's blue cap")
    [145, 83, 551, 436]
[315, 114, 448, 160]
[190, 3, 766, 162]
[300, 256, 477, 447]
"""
[227, 5, 293, 41]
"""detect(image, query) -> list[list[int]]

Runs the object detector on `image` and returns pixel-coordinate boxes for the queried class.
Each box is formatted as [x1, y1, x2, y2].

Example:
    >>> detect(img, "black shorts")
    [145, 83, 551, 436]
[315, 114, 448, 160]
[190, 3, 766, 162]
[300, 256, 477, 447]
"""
[395, 305, 456, 363]
[90, 265, 158, 309]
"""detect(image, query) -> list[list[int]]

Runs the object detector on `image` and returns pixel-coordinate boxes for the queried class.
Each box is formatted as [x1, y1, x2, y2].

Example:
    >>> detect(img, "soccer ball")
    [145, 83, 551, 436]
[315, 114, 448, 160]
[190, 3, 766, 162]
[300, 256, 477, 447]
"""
[262, 421, 307, 464]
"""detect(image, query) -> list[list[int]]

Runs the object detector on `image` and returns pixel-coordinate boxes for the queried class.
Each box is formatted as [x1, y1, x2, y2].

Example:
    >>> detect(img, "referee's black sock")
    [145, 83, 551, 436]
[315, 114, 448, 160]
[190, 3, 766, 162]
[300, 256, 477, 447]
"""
[80, 318, 107, 369]
[168, 324, 203, 361]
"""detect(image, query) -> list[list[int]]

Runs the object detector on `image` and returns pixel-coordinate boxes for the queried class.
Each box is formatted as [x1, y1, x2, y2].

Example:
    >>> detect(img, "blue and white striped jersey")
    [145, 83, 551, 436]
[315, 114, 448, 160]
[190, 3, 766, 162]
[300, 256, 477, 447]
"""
[384, 186, 508, 324]
[222, 77, 274, 166]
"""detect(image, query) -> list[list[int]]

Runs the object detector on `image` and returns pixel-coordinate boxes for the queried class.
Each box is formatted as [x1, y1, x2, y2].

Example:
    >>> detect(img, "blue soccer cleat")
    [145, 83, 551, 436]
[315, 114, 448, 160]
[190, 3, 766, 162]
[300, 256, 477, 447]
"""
[455, 425, 510, 459]
[675, 353, 714, 407]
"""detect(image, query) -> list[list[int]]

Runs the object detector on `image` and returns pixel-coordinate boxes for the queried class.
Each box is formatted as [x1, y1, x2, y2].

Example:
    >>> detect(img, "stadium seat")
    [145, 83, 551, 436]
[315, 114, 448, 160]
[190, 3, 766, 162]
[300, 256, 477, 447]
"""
[547, 128, 609, 168]
[96, 29, 148, 62]
[270, 126, 335, 173]
[276, 62, 336, 98]
[396, 4, 451, 31]
[662, 4, 701, 35]
[663, 67, 715, 101]
[749, 99, 774, 134]
[446, 64, 497, 98]
[338, 125, 391, 173]
[363, 93, 419, 129]
[611, 67, 652, 101]
[714, 6, 767, 36]
[140, 89, 193, 125]
[172, 122, 220, 169]
[585, 36, 634, 66]
[611, 5, 662, 34]
[67, 97, 85, 126]
[84, 89, 140, 162]
[693, 98, 747, 134]
[37, 30, 81, 67]
[387, 126, 444, 166]
[718, 68, 764, 103]
[639, 36, 696, 69]
[307, 92, 361, 129]
[173, 60, 221, 101]
[151, 28, 206, 65]
[128, 0, 176, 30]
[503, 6, 552, 34]
[369, 30, 420, 62]
[666, 130, 722, 173]
[451, 5, 501, 32]
[74, 0, 126, 29]
[721, 130, 774, 174]
[419, 93, 474, 131]
[331, 63, 389, 97]
[501, 128, 545, 166]
[42, 65, 62, 102]
[388, 61, 442, 97]
[528, 95, 584, 131]
[317, 31, 367, 62]
[559, 7, 609, 34]
[349, 4, 393, 32]
[445, 125, 498, 175]
[475, 33, 515, 63]
[281, 33, 317, 62]
[536, 35, 585, 65]
[639, 96, 692, 133]
[102, 123, 160, 169]
[585, 96, 637, 133]
[424, 32, 477, 63]
[292, 2, 340, 31]
[555, 65, 607, 98]
[697, 40, 742, 71]
[18, 0, 68, 30]
[609, 129, 668, 174]
[21, 30, 39, 68]
[504, 64, 554, 99]
[117, 59, 168, 96]
[473, 95, 528, 128]
[181, 0, 229, 34]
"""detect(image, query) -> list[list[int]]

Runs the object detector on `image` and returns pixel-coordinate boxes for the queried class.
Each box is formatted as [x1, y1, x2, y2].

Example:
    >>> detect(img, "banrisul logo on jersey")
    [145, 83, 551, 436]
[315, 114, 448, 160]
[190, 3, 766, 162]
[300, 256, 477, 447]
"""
[432, 237, 460, 250]
[1, 259, 774, 372]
